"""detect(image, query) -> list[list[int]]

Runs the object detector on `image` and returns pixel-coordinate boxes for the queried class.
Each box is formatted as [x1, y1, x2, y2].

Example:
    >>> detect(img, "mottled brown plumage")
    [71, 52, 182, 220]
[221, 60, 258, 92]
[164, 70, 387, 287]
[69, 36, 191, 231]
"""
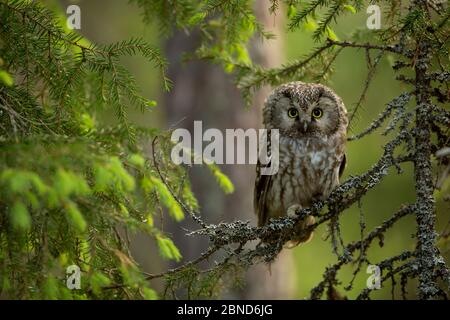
[254, 82, 348, 246]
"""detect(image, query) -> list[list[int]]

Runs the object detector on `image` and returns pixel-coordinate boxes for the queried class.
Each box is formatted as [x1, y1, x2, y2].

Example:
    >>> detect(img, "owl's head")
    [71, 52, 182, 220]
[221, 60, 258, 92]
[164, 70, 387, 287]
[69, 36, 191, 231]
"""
[263, 82, 347, 139]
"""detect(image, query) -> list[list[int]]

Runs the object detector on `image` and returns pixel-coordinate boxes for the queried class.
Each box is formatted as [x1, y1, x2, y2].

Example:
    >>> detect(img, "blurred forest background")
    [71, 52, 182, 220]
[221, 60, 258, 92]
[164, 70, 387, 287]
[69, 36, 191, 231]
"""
[1, 0, 448, 299]
[52, 0, 446, 299]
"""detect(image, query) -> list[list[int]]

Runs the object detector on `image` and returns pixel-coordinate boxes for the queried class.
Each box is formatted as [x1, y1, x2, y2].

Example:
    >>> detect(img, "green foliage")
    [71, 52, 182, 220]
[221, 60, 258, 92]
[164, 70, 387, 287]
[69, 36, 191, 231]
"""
[0, 0, 233, 299]
[9, 201, 31, 231]
[130, 0, 365, 107]
[0, 69, 13, 86]
[142, 176, 184, 222]
[163, 262, 243, 299]
[90, 271, 112, 296]
[207, 164, 235, 194]
[156, 235, 182, 262]
[132, 0, 272, 71]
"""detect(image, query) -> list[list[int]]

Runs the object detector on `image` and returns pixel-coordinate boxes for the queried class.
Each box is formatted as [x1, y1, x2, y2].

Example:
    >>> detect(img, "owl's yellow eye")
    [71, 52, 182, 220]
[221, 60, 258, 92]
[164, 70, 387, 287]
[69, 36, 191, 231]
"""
[288, 108, 298, 118]
[311, 108, 323, 119]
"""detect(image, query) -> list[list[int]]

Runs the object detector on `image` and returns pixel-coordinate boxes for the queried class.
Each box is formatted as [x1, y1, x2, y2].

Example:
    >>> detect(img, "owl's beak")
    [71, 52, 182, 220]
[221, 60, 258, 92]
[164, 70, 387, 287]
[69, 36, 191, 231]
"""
[296, 118, 310, 133]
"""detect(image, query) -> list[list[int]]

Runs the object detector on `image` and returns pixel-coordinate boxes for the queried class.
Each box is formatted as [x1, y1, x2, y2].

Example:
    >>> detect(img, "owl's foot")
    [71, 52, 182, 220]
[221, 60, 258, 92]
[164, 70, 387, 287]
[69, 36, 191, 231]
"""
[284, 205, 316, 248]
[286, 204, 302, 218]
[283, 240, 300, 249]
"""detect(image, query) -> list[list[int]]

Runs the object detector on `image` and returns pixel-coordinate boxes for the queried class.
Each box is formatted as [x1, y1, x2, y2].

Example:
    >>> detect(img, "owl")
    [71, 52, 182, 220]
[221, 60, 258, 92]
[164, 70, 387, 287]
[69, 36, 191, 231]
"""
[254, 81, 348, 246]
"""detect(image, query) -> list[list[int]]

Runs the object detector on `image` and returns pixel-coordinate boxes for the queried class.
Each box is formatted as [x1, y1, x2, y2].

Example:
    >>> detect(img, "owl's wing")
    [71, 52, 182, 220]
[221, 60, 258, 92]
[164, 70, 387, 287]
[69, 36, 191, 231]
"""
[254, 159, 273, 227]
[338, 154, 346, 179]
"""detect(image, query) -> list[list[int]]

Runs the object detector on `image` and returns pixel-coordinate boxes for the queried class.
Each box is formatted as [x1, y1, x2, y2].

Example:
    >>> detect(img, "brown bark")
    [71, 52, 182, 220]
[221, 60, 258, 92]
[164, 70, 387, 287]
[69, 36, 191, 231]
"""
[163, 1, 295, 298]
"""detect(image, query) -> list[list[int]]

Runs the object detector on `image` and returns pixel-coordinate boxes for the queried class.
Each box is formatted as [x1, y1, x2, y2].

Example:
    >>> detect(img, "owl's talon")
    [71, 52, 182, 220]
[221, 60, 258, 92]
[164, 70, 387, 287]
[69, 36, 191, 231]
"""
[283, 240, 300, 249]
[287, 204, 302, 218]
[286, 213, 316, 246]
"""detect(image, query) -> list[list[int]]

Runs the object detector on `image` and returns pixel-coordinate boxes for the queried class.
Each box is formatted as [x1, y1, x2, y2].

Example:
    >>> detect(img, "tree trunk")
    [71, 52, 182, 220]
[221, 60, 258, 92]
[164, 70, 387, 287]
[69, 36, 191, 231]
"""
[163, 1, 295, 299]
[412, 0, 439, 299]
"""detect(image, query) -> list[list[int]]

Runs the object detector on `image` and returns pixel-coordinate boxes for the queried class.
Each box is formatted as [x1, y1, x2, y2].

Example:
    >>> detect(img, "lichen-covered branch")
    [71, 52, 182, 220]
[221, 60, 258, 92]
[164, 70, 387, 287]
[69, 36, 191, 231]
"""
[411, 0, 443, 299]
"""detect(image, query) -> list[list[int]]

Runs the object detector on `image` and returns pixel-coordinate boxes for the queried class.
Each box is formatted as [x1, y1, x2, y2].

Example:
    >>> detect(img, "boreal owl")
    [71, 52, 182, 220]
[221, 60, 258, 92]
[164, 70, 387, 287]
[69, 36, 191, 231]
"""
[254, 81, 348, 247]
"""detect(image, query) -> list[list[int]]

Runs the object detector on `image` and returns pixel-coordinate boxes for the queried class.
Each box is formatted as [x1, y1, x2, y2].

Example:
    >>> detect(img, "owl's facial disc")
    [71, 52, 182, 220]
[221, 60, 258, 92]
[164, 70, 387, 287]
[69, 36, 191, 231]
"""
[263, 82, 346, 140]
[274, 94, 339, 138]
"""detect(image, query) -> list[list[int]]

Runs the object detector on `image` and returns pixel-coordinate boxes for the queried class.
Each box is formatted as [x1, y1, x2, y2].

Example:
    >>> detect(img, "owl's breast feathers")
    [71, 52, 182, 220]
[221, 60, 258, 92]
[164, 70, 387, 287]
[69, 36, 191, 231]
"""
[254, 135, 346, 226]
